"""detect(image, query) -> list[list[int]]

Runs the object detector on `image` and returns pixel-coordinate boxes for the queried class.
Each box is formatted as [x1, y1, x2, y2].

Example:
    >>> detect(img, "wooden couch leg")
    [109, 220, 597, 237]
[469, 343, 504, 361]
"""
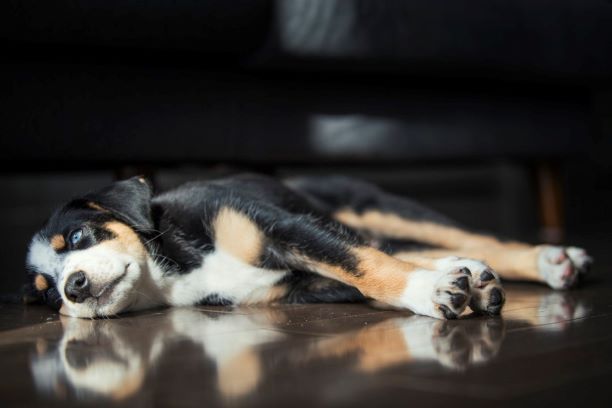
[536, 162, 564, 244]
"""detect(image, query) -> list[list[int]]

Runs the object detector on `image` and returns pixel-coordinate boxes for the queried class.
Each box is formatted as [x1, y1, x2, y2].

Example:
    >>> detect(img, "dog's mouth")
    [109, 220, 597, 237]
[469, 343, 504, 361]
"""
[94, 271, 127, 306]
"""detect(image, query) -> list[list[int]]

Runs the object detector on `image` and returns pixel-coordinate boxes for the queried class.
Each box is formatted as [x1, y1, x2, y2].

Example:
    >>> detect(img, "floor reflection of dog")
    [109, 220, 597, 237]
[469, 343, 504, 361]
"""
[30, 307, 506, 402]
[503, 287, 590, 331]
[29, 287, 587, 403]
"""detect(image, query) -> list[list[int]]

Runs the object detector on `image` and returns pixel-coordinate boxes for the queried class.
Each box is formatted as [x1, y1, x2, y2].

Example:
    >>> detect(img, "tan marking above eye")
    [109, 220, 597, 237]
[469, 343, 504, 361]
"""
[50, 234, 66, 251]
[102, 221, 147, 259]
[34, 274, 49, 291]
[213, 207, 264, 264]
[87, 202, 109, 212]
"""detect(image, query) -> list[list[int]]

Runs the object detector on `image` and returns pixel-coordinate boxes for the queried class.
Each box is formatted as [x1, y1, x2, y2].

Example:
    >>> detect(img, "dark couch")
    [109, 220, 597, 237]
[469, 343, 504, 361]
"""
[2, 0, 610, 167]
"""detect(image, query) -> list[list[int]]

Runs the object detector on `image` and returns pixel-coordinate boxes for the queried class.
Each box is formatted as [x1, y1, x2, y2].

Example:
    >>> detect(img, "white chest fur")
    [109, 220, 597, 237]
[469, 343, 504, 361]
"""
[161, 250, 287, 306]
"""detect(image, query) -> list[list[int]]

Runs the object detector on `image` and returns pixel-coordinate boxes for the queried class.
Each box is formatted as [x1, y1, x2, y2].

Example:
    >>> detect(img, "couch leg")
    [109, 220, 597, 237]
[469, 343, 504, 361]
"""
[536, 162, 564, 244]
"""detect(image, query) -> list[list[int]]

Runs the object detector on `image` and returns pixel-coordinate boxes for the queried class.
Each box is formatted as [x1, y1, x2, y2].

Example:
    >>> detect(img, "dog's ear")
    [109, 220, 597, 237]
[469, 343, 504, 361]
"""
[21, 281, 43, 305]
[82, 177, 154, 230]
[21, 282, 62, 310]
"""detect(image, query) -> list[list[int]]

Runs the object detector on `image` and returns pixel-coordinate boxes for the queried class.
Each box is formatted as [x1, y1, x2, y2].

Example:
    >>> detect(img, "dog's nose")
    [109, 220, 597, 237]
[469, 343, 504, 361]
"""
[64, 271, 91, 303]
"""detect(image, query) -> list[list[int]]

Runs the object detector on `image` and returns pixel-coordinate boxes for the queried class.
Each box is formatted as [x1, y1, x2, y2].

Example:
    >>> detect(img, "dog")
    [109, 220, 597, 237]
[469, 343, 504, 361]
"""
[24, 174, 592, 319]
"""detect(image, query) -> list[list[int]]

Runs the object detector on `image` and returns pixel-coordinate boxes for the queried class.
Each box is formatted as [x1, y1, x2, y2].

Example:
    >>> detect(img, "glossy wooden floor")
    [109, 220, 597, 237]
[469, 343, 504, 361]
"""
[1, 281, 611, 407]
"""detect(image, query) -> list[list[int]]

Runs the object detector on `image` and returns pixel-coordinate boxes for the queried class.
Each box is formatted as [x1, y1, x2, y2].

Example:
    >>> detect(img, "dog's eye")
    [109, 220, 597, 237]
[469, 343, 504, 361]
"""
[68, 229, 83, 246]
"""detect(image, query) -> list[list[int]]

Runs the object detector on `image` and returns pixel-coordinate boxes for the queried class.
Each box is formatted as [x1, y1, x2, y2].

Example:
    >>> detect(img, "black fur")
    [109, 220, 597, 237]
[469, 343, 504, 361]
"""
[279, 271, 365, 304]
[149, 174, 365, 277]
[83, 178, 155, 232]
[286, 175, 457, 226]
[24, 270, 62, 310]
[197, 294, 233, 307]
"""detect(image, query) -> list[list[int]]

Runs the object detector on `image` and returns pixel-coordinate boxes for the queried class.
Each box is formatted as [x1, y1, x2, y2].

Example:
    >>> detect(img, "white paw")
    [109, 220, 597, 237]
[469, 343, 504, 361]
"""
[537, 246, 591, 290]
[435, 257, 505, 315]
[399, 267, 472, 320]
[565, 247, 593, 275]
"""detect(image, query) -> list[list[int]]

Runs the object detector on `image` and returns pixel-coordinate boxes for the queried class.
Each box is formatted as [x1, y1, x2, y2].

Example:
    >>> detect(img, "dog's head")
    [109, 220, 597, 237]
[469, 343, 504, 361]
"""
[25, 177, 160, 318]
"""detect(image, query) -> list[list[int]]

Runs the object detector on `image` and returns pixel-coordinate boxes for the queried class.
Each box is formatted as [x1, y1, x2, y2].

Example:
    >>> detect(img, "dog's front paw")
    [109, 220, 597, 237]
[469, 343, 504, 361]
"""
[435, 257, 505, 316]
[538, 246, 592, 290]
[400, 266, 472, 320]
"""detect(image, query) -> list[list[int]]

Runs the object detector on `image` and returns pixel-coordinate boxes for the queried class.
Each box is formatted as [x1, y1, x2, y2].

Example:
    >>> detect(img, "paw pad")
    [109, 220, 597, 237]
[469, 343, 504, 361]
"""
[438, 304, 458, 320]
[458, 267, 472, 277]
[454, 276, 470, 290]
[450, 292, 468, 308]
[480, 270, 495, 282]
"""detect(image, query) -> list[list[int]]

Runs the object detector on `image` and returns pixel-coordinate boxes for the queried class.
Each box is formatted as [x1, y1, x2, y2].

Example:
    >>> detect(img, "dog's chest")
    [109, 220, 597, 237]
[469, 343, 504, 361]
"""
[162, 250, 287, 306]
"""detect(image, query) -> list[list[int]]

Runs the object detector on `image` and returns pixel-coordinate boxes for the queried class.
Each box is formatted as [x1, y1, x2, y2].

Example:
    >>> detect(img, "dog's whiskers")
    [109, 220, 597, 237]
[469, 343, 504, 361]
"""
[144, 227, 171, 246]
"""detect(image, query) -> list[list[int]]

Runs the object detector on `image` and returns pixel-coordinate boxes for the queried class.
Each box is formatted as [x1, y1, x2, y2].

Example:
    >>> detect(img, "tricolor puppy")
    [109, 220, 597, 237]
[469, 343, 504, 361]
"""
[25, 174, 592, 319]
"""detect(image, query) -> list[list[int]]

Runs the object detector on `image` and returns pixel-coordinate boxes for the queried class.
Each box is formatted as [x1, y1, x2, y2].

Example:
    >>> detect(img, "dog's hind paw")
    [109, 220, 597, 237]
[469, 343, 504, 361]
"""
[537, 246, 592, 290]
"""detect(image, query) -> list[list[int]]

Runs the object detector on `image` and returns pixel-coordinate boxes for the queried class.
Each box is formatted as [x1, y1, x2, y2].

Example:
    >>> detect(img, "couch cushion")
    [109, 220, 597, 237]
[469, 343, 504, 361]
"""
[258, 0, 612, 80]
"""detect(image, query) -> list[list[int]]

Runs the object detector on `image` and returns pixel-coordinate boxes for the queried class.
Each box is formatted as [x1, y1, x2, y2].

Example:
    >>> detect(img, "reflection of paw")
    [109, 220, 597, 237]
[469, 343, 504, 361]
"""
[436, 257, 505, 316]
[431, 317, 505, 370]
[538, 246, 592, 289]
[535, 292, 590, 330]
[431, 322, 472, 369]
[401, 265, 472, 320]
[470, 318, 505, 364]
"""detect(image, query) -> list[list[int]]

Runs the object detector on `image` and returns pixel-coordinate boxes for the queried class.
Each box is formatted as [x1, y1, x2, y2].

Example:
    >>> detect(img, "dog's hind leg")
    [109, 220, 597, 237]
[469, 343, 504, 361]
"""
[393, 245, 590, 291]
[242, 206, 483, 319]
[287, 175, 497, 249]
[287, 176, 591, 290]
